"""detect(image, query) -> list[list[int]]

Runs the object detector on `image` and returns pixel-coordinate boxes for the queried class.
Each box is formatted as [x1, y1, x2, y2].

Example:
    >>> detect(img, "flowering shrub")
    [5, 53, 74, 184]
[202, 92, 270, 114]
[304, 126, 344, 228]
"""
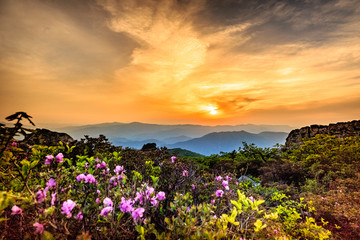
[2, 125, 360, 239]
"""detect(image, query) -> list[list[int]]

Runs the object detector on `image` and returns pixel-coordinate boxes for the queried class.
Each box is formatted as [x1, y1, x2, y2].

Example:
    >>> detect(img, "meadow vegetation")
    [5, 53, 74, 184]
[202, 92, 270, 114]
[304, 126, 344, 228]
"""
[1, 113, 359, 239]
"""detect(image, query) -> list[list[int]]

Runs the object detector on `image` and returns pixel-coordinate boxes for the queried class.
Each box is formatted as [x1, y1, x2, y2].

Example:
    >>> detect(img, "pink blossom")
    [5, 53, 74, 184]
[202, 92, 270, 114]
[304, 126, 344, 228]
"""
[95, 158, 100, 163]
[235, 182, 239, 186]
[76, 173, 86, 182]
[274, 229, 278, 234]
[55, 153, 64, 163]
[33, 222, 44, 234]
[119, 197, 134, 213]
[103, 197, 113, 207]
[100, 161, 107, 169]
[61, 199, 76, 218]
[114, 165, 124, 174]
[135, 192, 144, 204]
[85, 162, 89, 169]
[132, 208, 145, 220]
[75, 212, 83, 220]
[150, 197, 158, 206]
[222, 180, 228, 188]
[96, 189, 100, 194]
[11, 142, 18, 146]
[11, 205, 22, 215]
[212, 215, 217, 219]
[215, 190, 224, 198]
[44, 155, 54, 165]
[210, 199, 215, 204]
[146, 187, 155, 199]
[225, 186, 230, 191]
[225, 176, 232, 181]
[96, 163, 101, 169]
[183, 170, 188, 177]
[249, 196, 254, 202]
[192, 184, 195, 190]
[96, 198, 100, 203]
[100, 206, 113, 216]
[36, 190, 45, 203]
[156, 191, 166, 200]
[51, 193, 56, 206]
[85, 174, 96, 183]
[46, 178, 56, 188]
[204, 183, 208, 187]
[215, 176, 222, 181]
[171, 156, 176, 163]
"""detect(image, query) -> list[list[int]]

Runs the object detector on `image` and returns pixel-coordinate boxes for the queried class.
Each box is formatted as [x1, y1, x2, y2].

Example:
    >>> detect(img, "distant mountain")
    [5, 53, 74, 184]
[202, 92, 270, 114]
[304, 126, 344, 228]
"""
[56, 122, 294, 142]
[168, 148, 204, 157]
[167, 131, 288, 155]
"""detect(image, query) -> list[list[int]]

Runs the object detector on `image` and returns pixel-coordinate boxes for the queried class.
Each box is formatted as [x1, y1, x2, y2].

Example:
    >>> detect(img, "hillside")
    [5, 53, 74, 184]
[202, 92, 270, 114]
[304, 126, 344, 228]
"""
[167, 131, 288, 155]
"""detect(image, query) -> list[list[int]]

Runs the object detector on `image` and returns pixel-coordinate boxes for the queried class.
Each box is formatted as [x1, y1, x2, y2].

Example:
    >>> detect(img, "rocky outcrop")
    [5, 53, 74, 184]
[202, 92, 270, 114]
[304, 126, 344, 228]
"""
[23, 128, 74, 146]
[285, 120, 360, 147]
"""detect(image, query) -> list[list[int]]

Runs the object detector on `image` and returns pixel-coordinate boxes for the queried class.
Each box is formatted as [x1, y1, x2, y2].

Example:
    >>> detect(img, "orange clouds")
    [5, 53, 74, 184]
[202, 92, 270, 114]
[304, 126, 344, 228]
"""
[0, 0, 360, 126]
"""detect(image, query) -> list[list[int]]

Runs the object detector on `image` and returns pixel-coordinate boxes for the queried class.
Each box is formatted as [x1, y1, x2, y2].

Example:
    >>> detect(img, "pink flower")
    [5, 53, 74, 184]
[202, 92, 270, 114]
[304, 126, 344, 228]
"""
[235, 182, 239, 186]
[11, 142, 18, 146]
[44, 155, 54, 165]
[215, 176, 222, 181]
[33, 222, 44, 234]
[183, 170, 189, 177]
[55, 153, 64, 163]
[96, 163, 101, 169]
[132, 208, 145, 220]
[114, 165, 124, 174]
[249, 196, 254, 202]
[46, 178, 56, 188]
[85, 174, 96, 184]
[119, 197, 134, 213]
[61, 199, 76, 218]
[11, 205, 22, 215]
[274, 229, 278, 234]
[171, 156, 176, 163]
[100, 206, 113, 216]
[100, 161, 107, 169]
[156, 191, 166, 200]
[103, 197, 113, 207]
[222, 180, 228, 188]
[225, 186, 230, 191]
[210, 199, 215, 204]
[96, 189, 101, 194]
[95, 158, 100, 163]
[212, 215, 217, 219]
[192, 184, 195, 190]
[135, 192, 144, 204]
[215, 190, 224, 198]
[321, 197, 325, 200]
[225, 176, 232, 181]
[146, 187, 154, 199]
[51, 193, 56, 206]
[36, 190, 45, 203]
[75, 212, 83, 220]
[85, 162, 89, 169]
[150, 197, 158, 206]
[76, 173, 86, 182]
[204, 183, 208, 187]
[96, 198, 100, 203]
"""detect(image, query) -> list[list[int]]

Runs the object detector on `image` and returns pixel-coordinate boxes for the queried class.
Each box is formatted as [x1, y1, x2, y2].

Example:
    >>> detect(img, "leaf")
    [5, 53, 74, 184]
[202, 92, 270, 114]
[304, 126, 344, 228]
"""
[41, 231, 54, 240]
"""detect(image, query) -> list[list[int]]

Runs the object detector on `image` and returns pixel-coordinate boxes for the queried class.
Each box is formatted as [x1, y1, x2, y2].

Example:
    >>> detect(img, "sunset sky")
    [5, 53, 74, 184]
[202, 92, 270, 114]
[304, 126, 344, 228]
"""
[1, 0, 359, 127]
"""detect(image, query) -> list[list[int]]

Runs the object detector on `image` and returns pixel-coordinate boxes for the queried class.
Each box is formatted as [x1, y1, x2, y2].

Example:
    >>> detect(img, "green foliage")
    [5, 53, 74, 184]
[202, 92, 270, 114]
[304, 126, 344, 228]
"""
[1, 113, 359, 240]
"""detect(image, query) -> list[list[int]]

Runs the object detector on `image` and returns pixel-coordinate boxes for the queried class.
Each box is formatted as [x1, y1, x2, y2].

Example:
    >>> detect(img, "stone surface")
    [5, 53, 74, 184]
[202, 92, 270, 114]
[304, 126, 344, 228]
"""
[285, 120, 360, 147]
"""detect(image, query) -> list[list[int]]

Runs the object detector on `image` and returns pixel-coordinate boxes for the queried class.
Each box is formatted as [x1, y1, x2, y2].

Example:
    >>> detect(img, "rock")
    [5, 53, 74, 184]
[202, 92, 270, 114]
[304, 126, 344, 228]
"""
[285, 120, 360, 147]
[238, 175, 260, 187]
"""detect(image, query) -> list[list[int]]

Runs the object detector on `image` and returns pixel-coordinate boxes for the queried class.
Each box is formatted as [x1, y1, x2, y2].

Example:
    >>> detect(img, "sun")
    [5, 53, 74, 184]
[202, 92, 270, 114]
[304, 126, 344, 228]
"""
[202, 105, 218, 115]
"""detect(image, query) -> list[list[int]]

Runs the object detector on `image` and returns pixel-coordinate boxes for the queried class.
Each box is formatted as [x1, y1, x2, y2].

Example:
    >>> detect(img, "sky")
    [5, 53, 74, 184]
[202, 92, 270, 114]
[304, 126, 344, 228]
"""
[1, 0, 359, 127]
